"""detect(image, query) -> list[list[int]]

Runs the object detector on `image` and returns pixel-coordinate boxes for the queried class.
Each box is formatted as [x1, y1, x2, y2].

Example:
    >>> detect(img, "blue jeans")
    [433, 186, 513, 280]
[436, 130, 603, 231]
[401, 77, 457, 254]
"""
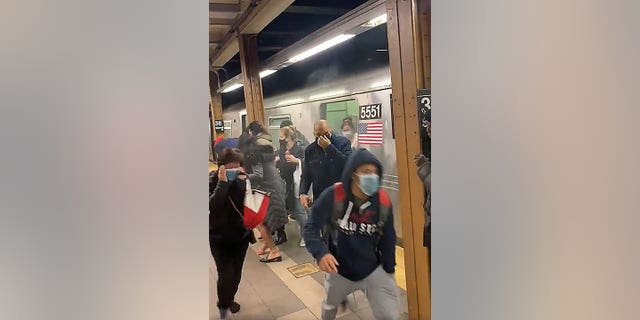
[292, 198, 308, 237]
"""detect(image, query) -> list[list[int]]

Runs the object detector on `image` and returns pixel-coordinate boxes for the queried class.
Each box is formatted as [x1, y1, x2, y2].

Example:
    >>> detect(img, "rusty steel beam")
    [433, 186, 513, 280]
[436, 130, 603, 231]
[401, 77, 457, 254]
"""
[209, 3, 240, 12]
[238, 34, 264, 123]
[386, 0, 431, 319]
[284, 5, 349, 16]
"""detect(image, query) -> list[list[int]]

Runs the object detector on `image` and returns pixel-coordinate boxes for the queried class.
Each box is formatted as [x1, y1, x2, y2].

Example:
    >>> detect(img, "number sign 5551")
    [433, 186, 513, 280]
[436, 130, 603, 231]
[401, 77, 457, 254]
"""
[359, 104, 382, 120]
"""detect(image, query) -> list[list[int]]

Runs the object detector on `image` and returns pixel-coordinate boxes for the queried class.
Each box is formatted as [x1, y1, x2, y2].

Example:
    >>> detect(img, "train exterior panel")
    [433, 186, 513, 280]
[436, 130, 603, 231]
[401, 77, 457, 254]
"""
[222, 67, 408, 245]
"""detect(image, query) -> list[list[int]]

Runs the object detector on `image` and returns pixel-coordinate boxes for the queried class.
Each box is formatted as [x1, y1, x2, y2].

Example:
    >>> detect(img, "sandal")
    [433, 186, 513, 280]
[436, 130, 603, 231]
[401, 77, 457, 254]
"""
[256, 248, 271, 255]
[259, 252, 282, 263]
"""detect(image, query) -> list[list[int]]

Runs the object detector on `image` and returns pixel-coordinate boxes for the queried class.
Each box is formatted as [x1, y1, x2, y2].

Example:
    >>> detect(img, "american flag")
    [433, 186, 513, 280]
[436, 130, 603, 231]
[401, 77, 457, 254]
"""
[357, 121, 383, 145]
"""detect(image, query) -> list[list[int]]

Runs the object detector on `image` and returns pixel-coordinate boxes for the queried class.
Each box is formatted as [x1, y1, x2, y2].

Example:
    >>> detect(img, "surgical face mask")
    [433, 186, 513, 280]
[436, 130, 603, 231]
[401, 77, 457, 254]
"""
[356, 173, 380, 196]
[225, 168, 240, 181]
[342, 130, 352, 137]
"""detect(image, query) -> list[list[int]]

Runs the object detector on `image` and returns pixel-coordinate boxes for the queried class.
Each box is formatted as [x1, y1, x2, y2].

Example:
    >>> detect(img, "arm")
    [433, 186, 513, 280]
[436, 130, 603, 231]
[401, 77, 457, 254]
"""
[208, 171, 217, 196]
[417, 157, 431, 188]
[299, 149, 312, 195]
[247, 163, 264, 182]
[325, 138, 352, 163]
[379, 208, 397, 274]
[210, 179, 231, 212]
[303, 188, 333, 262]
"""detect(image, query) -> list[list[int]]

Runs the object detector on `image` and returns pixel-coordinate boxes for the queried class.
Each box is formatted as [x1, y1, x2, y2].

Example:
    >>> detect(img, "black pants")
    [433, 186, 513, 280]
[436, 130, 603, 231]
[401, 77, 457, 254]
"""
[210, 238, 250, 309]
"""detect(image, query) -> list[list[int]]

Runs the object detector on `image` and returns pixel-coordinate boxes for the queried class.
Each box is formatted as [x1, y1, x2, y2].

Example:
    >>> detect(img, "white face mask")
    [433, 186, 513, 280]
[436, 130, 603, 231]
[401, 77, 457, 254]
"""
[342, 130, 352, 137]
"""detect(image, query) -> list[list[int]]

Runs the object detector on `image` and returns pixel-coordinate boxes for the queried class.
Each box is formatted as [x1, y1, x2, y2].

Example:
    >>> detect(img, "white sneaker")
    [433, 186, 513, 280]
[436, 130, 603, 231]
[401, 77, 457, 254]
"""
[299, 238, 306, 247]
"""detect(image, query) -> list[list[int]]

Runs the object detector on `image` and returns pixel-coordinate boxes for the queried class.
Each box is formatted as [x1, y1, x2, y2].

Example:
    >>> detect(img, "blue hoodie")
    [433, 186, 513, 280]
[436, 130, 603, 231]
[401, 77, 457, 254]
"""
[303, 148, 396, 281]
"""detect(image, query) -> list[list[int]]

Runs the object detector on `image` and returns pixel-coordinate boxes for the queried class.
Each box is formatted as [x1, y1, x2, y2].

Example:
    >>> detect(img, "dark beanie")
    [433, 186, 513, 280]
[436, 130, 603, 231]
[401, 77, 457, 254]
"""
[279, 120, 293, 128]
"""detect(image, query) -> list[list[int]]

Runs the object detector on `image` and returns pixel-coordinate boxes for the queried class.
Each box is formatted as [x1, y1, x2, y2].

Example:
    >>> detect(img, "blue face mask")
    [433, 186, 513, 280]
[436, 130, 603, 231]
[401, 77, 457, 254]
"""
[225, 169, 240, 181]
[356, 174, 380, 196]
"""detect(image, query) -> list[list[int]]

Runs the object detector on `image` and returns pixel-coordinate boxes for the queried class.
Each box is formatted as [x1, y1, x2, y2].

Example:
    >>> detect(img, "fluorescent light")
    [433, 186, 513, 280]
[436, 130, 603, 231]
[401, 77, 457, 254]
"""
[259, 69, 277, 78]
[309, 89, 347, 100]
[277, 98, 304, 106]
[221, 83, 243, 93]
[371, 79, 392, 88]
[288, 34, 355, 63]
[362, 14, 387, 27]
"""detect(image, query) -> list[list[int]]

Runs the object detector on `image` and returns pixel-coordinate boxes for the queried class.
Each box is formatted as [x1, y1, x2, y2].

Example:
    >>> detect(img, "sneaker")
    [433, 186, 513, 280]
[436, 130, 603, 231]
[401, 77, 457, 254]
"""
[274, 233, 287, 245]
[229, 301, 240, 313]
[299, 238, 306, 247]
[339, 300, 348, 312]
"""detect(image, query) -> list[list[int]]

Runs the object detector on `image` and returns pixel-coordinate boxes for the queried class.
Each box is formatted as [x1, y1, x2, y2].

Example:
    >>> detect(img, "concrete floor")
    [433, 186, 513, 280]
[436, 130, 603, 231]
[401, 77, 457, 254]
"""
[209, 222, 409, 320]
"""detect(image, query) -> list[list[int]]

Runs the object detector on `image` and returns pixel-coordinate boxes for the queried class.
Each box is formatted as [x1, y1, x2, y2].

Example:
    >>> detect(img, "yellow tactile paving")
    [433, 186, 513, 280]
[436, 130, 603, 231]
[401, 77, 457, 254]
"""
[395, 246, 407, 291]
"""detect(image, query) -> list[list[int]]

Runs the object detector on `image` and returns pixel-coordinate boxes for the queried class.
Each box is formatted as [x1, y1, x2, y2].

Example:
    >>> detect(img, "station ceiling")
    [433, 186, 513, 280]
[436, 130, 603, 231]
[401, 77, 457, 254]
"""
[210, 0, 388, 107]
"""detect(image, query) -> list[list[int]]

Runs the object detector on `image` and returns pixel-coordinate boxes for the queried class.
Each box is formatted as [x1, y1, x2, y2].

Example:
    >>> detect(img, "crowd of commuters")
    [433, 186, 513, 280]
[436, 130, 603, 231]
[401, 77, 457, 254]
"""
[210, 115, 430, 319]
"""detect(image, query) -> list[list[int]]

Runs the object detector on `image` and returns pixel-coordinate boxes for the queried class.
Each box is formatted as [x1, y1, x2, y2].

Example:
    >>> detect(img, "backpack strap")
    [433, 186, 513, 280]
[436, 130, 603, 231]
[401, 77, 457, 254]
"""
[332, 182, 346, 225]
[321, 183, 346, 244]
[376, 189, 391, 237]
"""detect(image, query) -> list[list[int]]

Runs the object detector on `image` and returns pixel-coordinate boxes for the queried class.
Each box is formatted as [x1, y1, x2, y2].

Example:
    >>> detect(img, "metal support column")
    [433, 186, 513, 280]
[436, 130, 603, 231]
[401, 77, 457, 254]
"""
[386, 0, 431, 319]
[238, 34, 265, 124]
[210, 71, 224, 162]
[210, 71, 223, 134]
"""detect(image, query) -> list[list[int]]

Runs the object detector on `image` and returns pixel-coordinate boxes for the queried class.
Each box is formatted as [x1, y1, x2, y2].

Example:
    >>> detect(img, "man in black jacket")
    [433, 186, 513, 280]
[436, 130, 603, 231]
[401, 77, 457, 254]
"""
[209, 148, 254, 319]
[300, 120, 353, 208]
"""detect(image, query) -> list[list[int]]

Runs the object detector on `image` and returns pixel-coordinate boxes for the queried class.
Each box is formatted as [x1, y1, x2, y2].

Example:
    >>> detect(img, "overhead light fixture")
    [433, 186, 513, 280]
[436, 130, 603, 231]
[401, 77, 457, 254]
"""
[289, 34, 356, 63]
[309, 89, 347, 100]
[221, 83, 243, 93]
[371, 79, 392, 88]
[362, 14, 387, 27]
[276, 98, 304, 106]
[259, 69, 277, 78]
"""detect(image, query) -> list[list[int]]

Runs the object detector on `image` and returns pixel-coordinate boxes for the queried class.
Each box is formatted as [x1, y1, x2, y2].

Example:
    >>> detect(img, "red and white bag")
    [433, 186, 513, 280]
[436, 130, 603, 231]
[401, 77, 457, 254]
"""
[241, 179, 269, 229]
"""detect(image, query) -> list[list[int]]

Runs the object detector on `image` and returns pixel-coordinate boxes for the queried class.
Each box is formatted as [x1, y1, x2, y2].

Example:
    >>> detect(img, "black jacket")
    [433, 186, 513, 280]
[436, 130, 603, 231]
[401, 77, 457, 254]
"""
[209, 171, 251, 243]
[277, 141, 305, 185]
[417, 157, 431, 247]
[300, 134, 353, 198]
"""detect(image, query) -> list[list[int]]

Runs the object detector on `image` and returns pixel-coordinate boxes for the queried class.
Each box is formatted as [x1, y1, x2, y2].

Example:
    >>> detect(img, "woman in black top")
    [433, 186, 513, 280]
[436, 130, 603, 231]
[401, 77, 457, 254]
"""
[209, 148, 253, 319]
[277, 126, 307, 247]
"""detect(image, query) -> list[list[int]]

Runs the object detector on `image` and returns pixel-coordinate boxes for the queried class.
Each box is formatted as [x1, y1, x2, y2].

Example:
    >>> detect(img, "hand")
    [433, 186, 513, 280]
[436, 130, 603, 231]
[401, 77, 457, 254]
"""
[318, 135, 331, 149]
[237, 167, 247, 180]
[285, 154, 298, 163]
[414, 154, 427, 167]
[218, 165, 227, 182]
[300, 194, 310, 209]
[318, 253, 339, 273]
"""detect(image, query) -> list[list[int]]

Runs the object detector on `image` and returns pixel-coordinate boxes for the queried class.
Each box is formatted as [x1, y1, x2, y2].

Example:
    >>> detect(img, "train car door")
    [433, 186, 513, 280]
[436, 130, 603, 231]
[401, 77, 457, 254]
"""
[320, 99, 359, 131]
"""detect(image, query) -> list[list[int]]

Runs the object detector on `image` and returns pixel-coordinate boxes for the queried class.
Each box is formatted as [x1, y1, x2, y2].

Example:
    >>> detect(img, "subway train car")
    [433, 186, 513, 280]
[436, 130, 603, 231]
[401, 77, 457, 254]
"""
[221, 67, 410, 245]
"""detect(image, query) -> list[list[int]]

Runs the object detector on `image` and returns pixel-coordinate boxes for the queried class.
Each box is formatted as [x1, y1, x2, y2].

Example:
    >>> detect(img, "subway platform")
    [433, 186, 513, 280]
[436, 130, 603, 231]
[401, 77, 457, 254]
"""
[209, 221, 410, 320]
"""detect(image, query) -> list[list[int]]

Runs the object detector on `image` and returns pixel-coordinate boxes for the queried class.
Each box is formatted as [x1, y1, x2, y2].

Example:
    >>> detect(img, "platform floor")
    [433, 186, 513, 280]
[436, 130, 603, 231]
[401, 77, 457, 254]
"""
[210, 222, 409, 320]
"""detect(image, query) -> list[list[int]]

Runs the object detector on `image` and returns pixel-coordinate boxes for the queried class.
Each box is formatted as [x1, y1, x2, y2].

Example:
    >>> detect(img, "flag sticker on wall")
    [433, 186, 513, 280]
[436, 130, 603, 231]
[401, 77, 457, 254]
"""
[358, 121, 383, 145]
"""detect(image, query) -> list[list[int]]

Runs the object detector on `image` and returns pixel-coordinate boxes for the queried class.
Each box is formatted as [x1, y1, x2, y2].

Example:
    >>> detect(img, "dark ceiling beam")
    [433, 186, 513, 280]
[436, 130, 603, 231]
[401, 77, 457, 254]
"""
[209, 3, 240, 12]
[210, 17, 236, 25]
[257, 46, 284, 52]
[261, 30, 307, 38]
[284, 5, 349, 16]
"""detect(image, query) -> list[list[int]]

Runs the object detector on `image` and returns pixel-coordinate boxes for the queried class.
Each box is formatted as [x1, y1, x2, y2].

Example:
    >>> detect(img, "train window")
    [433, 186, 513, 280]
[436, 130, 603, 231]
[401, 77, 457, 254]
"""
[268, 115, 291, 149]
[241, 114, 247, 132]
[223, 120, 232, 137]
[319, 99, 359, 132]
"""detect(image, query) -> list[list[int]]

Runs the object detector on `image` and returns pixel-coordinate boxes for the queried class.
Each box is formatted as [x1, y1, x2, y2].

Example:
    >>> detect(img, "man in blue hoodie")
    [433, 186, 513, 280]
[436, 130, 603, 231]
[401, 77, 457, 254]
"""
[303, 148, 399, 320]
